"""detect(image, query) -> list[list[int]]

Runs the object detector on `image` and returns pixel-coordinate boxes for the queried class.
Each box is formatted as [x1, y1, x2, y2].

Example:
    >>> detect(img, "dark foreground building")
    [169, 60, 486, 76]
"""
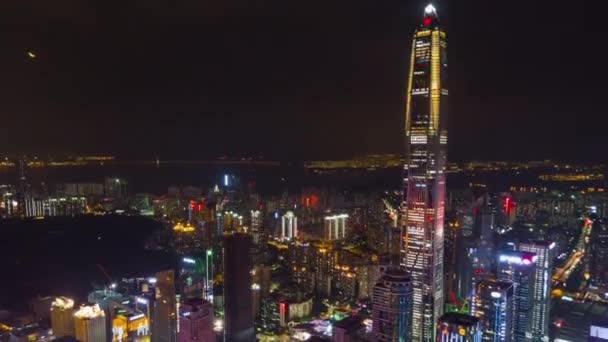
[223, 233, 254, 341]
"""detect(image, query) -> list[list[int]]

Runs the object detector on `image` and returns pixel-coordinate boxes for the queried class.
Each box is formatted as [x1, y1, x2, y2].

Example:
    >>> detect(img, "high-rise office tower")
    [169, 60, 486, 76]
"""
[74, 304, 107, 342]
[371, 268, 413, 341]
[178, 298, 215, 342]
[401, 4, 448, 341]
[154, 269, 177, 342]
[436, 312, 482, 342]
[518, 241, 553, 342]
[50, 297, 75, 338]
[224, 233, 254, 341]
[471, 280, 513, 342]
[496, 251, 537, 342]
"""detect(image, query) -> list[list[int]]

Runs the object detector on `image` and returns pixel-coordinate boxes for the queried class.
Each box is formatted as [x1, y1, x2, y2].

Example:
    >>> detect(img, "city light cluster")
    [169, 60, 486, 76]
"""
[173, 222, 195, 232]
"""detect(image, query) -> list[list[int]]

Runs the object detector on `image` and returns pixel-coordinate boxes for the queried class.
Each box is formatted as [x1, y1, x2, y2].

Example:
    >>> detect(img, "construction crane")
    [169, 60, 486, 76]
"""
[381, 198, 399, 228]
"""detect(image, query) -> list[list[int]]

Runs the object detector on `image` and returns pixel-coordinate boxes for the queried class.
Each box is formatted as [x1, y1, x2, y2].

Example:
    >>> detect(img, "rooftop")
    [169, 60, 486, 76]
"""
[439, 312, 479, 327]
[381, 268, 411, 282]
[51, 297, 74, 310]
[74, 304, 105, 319]
[333, 315, 364, 332]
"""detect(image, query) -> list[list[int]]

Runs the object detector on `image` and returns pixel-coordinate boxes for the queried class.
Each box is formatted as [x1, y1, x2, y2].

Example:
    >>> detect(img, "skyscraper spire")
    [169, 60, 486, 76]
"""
[422, 3, 440, 27]
[424, 4, 437, 17]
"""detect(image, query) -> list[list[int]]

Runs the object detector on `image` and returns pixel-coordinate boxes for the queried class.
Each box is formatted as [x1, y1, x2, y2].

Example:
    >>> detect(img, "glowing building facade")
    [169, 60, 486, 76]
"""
[471, 280, 513, 342]
[281, 211, 298, 240]
[74, 304, 107, 342]
[496, 251, 537, 342]
[50, 297, 75, 338]
[436, 312, 482, 342]
[401, 4, 448, 341]
[324, 214, 348, 241]
[111, 312, 150, 342]
[518, 241, 553, 342]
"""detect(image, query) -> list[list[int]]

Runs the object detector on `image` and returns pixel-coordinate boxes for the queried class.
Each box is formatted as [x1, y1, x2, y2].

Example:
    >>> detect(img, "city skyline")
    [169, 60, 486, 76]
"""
[0, 1, 606, 342]
[0, 0, 603, 162]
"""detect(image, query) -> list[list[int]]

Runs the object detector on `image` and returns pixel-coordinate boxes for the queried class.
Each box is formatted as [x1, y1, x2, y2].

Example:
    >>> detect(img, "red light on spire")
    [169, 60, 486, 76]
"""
[423, 17, 432, 26]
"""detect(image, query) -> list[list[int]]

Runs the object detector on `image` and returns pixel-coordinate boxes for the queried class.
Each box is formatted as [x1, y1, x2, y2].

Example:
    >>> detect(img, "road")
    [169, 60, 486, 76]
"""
[552, 218, 593, 286]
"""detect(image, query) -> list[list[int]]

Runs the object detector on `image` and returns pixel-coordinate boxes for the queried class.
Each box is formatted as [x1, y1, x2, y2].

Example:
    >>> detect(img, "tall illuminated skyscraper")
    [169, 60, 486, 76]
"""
[518, 241, 554, 342]
[401, 4, 448, 341]
[496, 250, 537, 342]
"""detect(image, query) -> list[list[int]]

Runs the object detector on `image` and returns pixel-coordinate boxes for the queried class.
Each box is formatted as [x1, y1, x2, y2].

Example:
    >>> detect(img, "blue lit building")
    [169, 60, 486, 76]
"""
[496, 250, 536, 342]
[471, 280, 513, 342]
[371, 268, 413, 341]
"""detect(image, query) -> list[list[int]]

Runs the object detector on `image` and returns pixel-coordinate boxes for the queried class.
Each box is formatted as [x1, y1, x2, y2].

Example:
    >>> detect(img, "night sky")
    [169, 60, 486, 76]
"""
[0, 0, 603, 161]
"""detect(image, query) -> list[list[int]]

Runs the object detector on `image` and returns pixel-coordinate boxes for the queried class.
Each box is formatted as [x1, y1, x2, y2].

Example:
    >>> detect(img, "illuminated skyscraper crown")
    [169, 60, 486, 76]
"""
[422, 3, 440, 27]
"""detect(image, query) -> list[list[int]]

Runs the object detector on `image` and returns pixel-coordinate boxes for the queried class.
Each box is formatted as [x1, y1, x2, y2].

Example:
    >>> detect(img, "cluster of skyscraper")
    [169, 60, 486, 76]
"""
[369, 4, 556, 342]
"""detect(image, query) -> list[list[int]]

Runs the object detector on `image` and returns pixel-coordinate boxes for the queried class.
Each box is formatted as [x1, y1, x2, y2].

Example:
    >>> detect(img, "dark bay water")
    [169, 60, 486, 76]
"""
[0, 215, 175, 310]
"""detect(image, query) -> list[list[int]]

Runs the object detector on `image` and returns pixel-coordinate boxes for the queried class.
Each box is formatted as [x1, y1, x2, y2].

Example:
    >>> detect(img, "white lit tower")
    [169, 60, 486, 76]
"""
[401, 4, 448, 341]
[281, 211, 298, 240]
